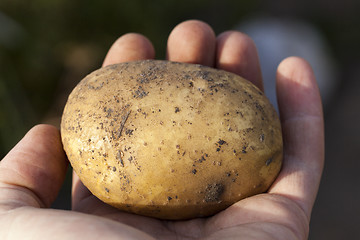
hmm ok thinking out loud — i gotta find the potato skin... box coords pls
[61,60,283,220]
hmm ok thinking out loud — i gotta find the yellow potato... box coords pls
[61,60,283,220]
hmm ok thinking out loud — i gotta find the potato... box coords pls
[61,60,283,220]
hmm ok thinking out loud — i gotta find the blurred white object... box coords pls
[237,16,338,110]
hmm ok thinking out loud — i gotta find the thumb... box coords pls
[0,124,68,209]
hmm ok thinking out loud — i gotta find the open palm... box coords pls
[0,20,324,240]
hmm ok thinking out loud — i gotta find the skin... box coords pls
[0,20,324,239]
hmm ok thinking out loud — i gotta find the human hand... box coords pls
[0,20,324,240]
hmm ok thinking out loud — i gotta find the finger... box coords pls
[269,57,324,219]
[72,171,108,213]
[72,171,91,209]
[216,31,264,91]
[166,20,216,66]
[0,124,68,209]
[102,33,155,67]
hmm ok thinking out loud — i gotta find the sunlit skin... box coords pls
[0,20,324,240]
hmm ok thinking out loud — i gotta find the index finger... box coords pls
[269,57,325,220]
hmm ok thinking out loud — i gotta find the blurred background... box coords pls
[1,0,359,238]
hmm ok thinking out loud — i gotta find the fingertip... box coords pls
[103,33,155,67]
[277,56,313,84]
[30,124,61,143]
[171,19,215,38]
[167,19,216,66]
[17,124,67,166]
[276,56,322,119]
[277,56,315,88]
